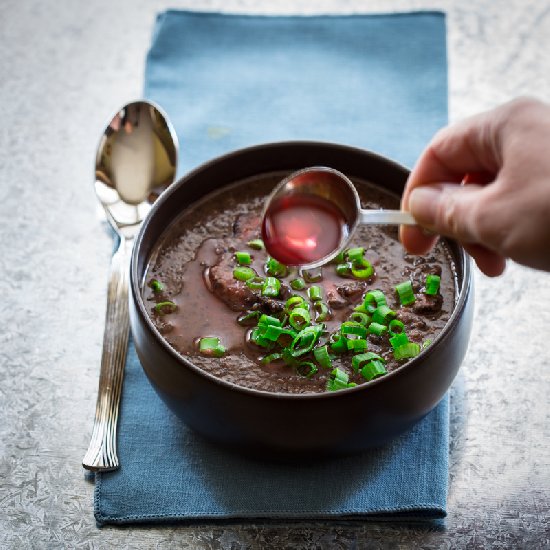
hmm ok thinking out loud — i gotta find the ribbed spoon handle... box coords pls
[82,237,131,471]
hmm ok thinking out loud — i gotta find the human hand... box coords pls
[400,97,550,276]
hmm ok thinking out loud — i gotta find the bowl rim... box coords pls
[131,140,472,401]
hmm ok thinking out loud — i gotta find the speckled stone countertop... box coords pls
[1,0,549,548]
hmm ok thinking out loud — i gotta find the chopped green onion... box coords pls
[154,301,177,314]
[262,276,281,297]
[346,338,368,353]
[262,352,283,364]
[313,345,333,368]
[335,262,352,277]
[360,360,387,381]
[349,311,370,326]
[307,285,323,302]
[368,322,387,336]
[265,257,287,277]
[245,276,265,290]
[233,266,256,281]
[235,251,252,265]
[331,251,346,264]
[275,328,298,347]
[422,339,432,350]
[285,295,306,311]
[341,321,368,339]
[289,325,323,357]
[425,274,441,295]
[326,368,357,391]
[389,332,409,350]
[345,247,365,263]
[352,352,384,372]
[258,314,282,327]
[372,304,396,325]
[289,307,311,331]
[149,279,164,293]
[296,361,318,378]
[313,301,331,322]
[329,333,348,354]
[394,342,421,360]
[351,263,374,279]
[247,238,264,250]
[395,280,415,306]
[249,328,272,348]
[237,311,260,326]
[388,319,405,336]
[362,290,387,313]
[199,336,226,357]
[301,268,323,283]
[290,277,306,290]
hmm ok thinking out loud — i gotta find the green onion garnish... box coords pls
[154,301,177,314]
[345,247,365,263]
[237,311,260,326]
[313,301,331,322]
[235,251,252,265]
[233,266,256,281]
[394,342,421,360]
[262,276,281,297]
[362,290,387,313]
[341,321,368,339]
[313,345,333,368]
[335,263,352,277]
[388,319,405,336]
[425,274,441,295]
[349,311,370,326]
[296,361,318,378]
[247,238,264,250]
[395,280,415,306]
[372,304,396,325]
[326,368,357,391]
[265,257,287,277]
[290,277,306,290]
[245,276,265,290]
[301,268,323,283]
[389,332,409,350]
[262,352,283,364]
[307,285,323,302]
[351,263,373,279]
[367,322,387,336]
[258,314,282,327]
[285,295,305,311]
[352,352,384,372]
[360,360,387,381]
[346,338,368,353]
[329,333,348,354]
[149,279,164,293]
[289,307,311,331]
[289,325,323,357]
[199,336,226,357]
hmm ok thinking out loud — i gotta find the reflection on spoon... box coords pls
[261,166,416,269]
[82,100,178,472]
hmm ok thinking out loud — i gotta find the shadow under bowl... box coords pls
[129,141,474,458]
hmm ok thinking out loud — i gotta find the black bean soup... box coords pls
[143,172,457,394]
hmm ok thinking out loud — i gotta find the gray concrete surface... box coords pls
[1,0,549,548]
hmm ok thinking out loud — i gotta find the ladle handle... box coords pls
[82,236,132,471]
[359,208,416,225]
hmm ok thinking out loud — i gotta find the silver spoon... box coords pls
[261,166,415,269]
[82,100,178,471]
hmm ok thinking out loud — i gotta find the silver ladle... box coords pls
[83,100,178,471]
[261,166,416,269]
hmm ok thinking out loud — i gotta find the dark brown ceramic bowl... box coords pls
[129,141,473,458]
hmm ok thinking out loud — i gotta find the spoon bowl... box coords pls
[83,100,178,471]
[262,166,416,269]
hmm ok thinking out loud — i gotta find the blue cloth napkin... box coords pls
[95,10,449,526]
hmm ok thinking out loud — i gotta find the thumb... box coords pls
[407,182,486,244]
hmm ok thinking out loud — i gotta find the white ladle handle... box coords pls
[359,209,416,225]
[82,236,132,471]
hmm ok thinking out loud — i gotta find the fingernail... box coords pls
[408,187,442,226]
